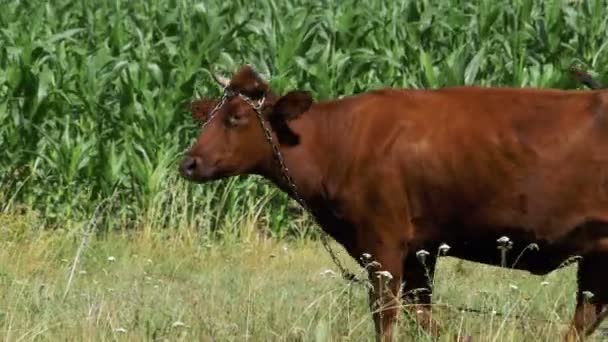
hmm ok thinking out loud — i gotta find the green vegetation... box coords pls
[2,1,608,340]
[1,0,607,233]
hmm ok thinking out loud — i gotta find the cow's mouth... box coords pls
[179,156,233,183]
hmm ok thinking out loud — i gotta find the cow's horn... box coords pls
[212,72,230,88]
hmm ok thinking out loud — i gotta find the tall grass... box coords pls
[1,0,607,234]
[0,211,587,341]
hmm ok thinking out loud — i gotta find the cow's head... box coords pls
[179,65,314,183]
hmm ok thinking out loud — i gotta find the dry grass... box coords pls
[2,211,607,341]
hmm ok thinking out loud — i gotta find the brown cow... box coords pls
[179,65,608,341]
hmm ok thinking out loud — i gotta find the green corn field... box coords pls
[1,0,607,235]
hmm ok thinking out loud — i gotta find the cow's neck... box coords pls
[258,111,356,250]
[261,116,327,205]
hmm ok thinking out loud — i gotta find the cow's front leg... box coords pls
[360,241,406,342]
[401,250,441,337]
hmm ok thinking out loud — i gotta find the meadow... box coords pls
[1,0,608,340]
[0,210,591,341]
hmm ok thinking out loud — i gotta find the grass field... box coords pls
[2,211,605,341]
[2,0,608,341]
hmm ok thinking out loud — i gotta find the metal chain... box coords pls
[198,88,231,130]
[193,87,363,285]
[239,94,365,285]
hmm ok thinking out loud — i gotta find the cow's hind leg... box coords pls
[401,251,442,338]
[564,252,608,341]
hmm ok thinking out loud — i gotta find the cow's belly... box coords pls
[427,218,608,275]
[442,236,577,275]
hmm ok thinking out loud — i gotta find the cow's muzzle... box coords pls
[179,155,224,182]
[179,156,198,178]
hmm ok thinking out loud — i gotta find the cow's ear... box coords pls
[271,90,313,121]
[267,91,313,146]
[190,99,218,122]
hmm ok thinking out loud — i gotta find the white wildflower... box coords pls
[416,249,430,264]
[509,284,519,290]
[416,249,430,257]
[497,236,513,253]
[497,236,511,245]
[319,269,337,278]
[172,321,186,328]
[541,281,550,286]
[583,291,594,299]
[115,327,127,333]
[368,261,382,268]
[107,256,116,262]
[361,253,372,259]
[497,236,510,243]
[438,243,451,254]
[375,270,393,280]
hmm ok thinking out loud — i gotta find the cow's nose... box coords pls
[180,156,199,177]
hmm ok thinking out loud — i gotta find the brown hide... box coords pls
[180,67,608,341]
[279,88,608,265]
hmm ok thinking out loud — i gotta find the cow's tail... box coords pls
[570,66,603,90]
